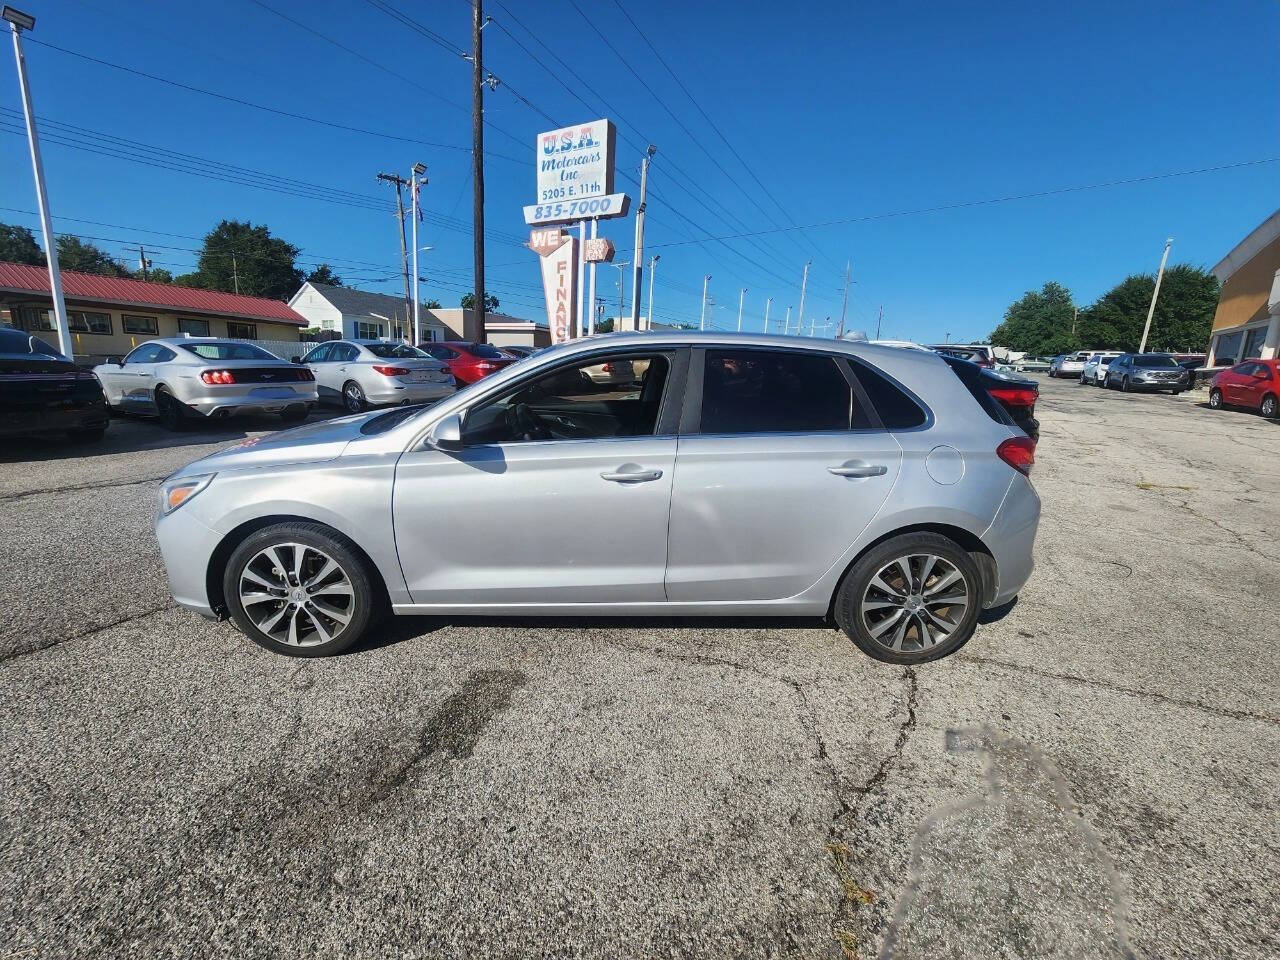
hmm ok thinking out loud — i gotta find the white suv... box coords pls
[1081,352,1122,386]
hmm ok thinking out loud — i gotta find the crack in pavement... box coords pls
[955,653,1280,726]
[0,602,175,664]
[0,473,170,504]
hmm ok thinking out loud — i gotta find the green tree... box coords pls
[145,267,174,284]
[55,235,131,277]
[0,223,44,265]
[423,298,442,309]
[988,281,1078,356]
[189,220,304,300]
[1076,265,1219,353]
[306,263,343,287]
[460,291,500,311]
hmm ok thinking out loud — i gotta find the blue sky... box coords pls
[2,0,1277,342]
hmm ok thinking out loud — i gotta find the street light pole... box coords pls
[5,6,70,358]
[700,274,711,330]
[410,162,426,343]
[737,287,747,331]
[796,261,811,338]
[645,254,659,330]
[1139,237,1174,354]
[784,306,792,334]
[763,297,772,333]
[629,145,656,330]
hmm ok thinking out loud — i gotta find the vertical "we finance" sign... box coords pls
[531,228,578,344]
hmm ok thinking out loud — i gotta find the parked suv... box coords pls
[156,333,1040,665]
[1105,353,1187,393]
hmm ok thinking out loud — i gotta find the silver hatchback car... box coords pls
[156,333,1040,664]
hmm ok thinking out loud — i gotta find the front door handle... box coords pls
[829,463,887,478]
[600,467,664,483]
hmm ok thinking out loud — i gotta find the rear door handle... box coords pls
[829,463,887,478]
[600,468,664,483]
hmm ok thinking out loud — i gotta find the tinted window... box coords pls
[303,343,332,363]
[852,359,928,429]
[700,350,868,434]
[462,353,670,444]
[468,343,507,359]
[424,345,456,360]
[180,342,278,361]
[0,327,59,355]
[124,344,162,364]
[332,344,360,362]
[366,343,427,359]
[154,347,177,362]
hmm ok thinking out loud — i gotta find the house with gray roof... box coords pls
[288,282,453,343]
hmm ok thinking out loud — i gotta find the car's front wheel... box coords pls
[833,533,982,664]
[1209,388,1223,410]
[1262,393,1279,419]
[223,523,380,657]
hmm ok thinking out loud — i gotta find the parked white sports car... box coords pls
[94,337,317,430]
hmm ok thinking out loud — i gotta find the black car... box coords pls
[941,354,1039,440]
[0,327,109,442]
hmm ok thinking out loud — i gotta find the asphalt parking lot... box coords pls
[2,381,1278,960]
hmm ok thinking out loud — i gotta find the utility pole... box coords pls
[797,261,811,338]
[611,261,629,328]
[645,254,659,330]
[784,305,792,335]
[630,145,656,330]
[231,253,240,295]
[471,0,487,342]
[737,287,747,331]
[1071,306,1078,339]
[700,274,712,330]
[809,316,816,337]
[138,245,150,282]
[763,297,772,333]
[410,162,427,343]
[377,171,413,324]
[837,260,851,339]
[6,5,70,357]
[1140,237,1174,354]
[876,305,883,339]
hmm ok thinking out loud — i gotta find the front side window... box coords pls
[226,321,258,340]
[700,349,869,434]
[178,318,210,337]
[124,344,162,364]
[461,353,670,444]
[355,321,383,339]
[302,343,333,363]
[69,311,112,335]
[122,314,158,335]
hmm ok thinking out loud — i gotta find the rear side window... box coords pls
[940,355,1016,428]
[850,360,928,429]
[469,343,506,359]
[700,349,871,434]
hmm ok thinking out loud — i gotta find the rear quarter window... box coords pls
[849,359,928,429]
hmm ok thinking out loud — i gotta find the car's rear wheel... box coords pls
[156,388,188,431]
[1262,393,1279,419]
[223,523,379,657]
[343,380,367,413]
[1209,388,1223,410]
[834,533,982,664]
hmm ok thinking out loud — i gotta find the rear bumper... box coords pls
[983,473,1040,607]
[182,385,318,418]
[155,502,222,618]
[0,401,108,438]
[364,382,455,405]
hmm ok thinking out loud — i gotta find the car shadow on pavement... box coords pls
[978,596,1019,624]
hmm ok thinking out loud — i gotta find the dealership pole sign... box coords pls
[523,120,630,226]
[530,228,578,344]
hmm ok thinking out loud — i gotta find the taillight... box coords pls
[987,386,1038,408]
[372,365,410,376]
[997,436,1036,475]
[200,370,236,385]
[296,368,314,381]
[475,361,495,370]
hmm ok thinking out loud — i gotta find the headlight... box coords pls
[160,473,215,514]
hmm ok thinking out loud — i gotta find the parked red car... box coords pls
[417,341,516,385]
[1210,359,1280,419]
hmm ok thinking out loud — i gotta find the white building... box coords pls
[288,282,451,342]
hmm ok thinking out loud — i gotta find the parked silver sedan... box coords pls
[301,339,455,413]
[94,337,317,430]
[156,332,1040,664]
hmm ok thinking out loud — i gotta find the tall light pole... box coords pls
[784,306,792,334]
[645,254,659,330]
[610,261,629,328]
[470,0,487,343]
[700,274,712,330]
[410,162,427,343]
[1138,237,1174,354]
[737,287,747,331]
[796,261,811,338]
[5,6,70,358]
[763,297,772,333]
[630,145,656,330]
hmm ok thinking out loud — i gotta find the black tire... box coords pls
[280,404,309,423]
[1262,393,1279,419]
[343,380,367,414]
[833,532,983,665]
[1209,388,1223,410]
[223,522,381,657]
[1121,376,1131,393]
[156,388,188,431]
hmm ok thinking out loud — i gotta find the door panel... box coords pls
[665,432,902,601]
[394,438,676,604]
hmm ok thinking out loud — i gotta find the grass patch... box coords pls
[827,842,877,958]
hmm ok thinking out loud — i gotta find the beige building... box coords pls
[0,261,305,364]
[1206,210,1280,365]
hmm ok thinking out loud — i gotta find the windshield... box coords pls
[468,343,507,359]
[1134,355,1178,368]
[181,342,279,361]
[365,343,428,359]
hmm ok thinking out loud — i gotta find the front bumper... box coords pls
[155,500,223,618]
[1128,377,1183,391]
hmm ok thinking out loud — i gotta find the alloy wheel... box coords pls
[344,382,366,413]
[1209,389,1222,409]
[1263,395,1278,419]
[238,543,355,647]
[860,553,970,654]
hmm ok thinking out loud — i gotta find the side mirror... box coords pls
[428,412,464,451]
[117,359,126,367]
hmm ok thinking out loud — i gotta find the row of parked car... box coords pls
[0,330,544,442]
